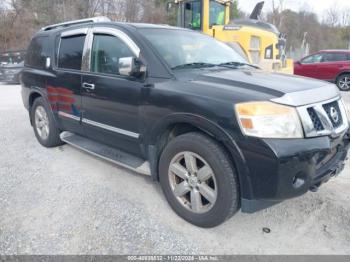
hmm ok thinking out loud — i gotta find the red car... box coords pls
[294,50,350,91]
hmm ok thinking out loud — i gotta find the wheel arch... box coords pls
[336,71,350,82]
[29,91,43,109]
[28,88,59,127]
[146,113,253,200]
[28,90,44,125]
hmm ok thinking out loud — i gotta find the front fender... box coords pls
[146,113,254,201]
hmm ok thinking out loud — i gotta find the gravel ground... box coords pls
[0,83,350,255]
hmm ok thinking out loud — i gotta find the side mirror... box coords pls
[119,57,146,78]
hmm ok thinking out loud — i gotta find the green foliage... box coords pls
[267,8,350,56]
[1,0,349,55]
[230,0,240,20]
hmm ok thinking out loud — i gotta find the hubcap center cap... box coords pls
[188,176,198,187]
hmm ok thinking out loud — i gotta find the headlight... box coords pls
[235,101,303,138]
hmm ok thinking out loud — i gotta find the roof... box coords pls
[319,49,350,53]
[125,23,177,29]
[37,19,185,36]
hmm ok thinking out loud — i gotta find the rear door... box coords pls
[317,52,348,81]
[49,28,88,135]
[80,27,143,156]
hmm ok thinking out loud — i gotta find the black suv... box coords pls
[22,17,350,227]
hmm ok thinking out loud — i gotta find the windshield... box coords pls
[139,29,246,69]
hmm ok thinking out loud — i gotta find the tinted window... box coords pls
[210,0,225,26]
[301,54,323,64]
[184,0,201,30]
[26,36,48,68]
[91,34,134,75]
[58,35,86,70]
[323,53,348,62]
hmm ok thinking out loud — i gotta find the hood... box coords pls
[174,68,340,107]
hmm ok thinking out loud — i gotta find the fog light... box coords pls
[292,174,305,189]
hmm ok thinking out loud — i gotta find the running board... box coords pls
[60,132,151,176]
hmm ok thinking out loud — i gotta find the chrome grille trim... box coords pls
[297,97,348,138]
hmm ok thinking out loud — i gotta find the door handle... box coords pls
[82,82,95,90]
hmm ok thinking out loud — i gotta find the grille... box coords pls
[299,98,348,138]
[307,107,324,131]
[323,101,343,128]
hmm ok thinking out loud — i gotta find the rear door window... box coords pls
[323,53,348,62]
[58,35,86,70]
[26,36,49,68]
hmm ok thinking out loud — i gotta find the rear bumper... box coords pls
[237,129,350,213]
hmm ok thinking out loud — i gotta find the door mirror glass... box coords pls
[119,57,146,77]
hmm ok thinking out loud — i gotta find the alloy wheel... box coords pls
[168,151,217,214]
[338,76,350,91]
[34,106,50,140]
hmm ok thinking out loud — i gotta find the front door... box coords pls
[295,53,323,79]
[81,27,143,156]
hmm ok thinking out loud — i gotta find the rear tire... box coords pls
[31,97,63,148]
[336,74,350,91]
[159,132,239,228]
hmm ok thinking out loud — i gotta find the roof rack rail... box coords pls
[41,16,111,31]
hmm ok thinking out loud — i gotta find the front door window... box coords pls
[301,54,323,64]
[91,34,135,75]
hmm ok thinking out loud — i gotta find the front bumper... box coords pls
[2,73,19,83]
[238,129,350,213]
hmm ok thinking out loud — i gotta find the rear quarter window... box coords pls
[327,53,348,62]
[25,36,49,68]
[58,35,86,70]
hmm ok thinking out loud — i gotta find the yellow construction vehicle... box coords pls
[169,0,294,74]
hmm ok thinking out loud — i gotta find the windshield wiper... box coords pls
[171,62,216,70]
[217,61,260,69]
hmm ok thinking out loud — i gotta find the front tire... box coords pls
[31,97,63,148]
[336,74,350,91]
[159,132,239,228]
